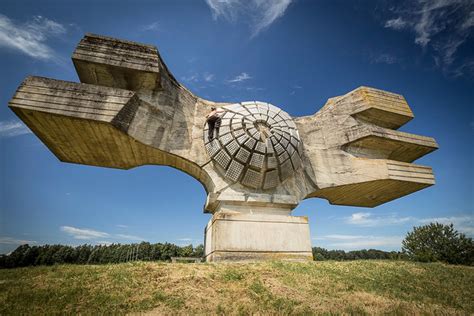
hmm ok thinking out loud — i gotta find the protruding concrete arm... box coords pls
[296,86,439,207]
[9,76,214,192]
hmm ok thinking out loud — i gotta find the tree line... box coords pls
[1,242,403,268]
[312,247,407,261]
[0,242,204,268]
[1,223,472,268]
[313,223,473,265]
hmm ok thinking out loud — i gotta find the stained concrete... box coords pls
[8,33,438,262]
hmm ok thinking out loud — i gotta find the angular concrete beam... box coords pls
[308,159,434,207]
[73,33,162,91]
[347,86,414,129]
[342,125,438,162]
[8,76,213,190]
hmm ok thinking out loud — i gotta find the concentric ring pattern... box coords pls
[204,101,302,189]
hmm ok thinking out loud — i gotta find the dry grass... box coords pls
[0,260,473,315]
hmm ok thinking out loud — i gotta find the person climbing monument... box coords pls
[206,107,224,141]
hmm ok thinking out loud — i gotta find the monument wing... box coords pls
[297,86,438,207]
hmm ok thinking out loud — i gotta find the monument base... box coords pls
[204,208,313,262]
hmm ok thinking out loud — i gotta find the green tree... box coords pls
[76,245,92,264]
[179,244,193,257]
[402,222,474,265]
[8,244,30,267]
[193,244,204,257]
[138,242,152,261]
[312,247,328,260]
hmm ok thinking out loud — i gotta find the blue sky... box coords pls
[0,0,473,254]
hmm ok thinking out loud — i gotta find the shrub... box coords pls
[402,222,474,265]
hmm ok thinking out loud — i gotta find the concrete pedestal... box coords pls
[204,206,313,262]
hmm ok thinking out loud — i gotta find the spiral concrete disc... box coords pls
[204,101,302,190]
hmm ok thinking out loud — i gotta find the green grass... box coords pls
[0,260,472,315]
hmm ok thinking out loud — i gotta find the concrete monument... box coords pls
[8,34,438,261]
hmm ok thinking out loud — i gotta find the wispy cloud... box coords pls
[344,212,473,236]
[289,85,302,95]
[345,212,412,227]
[96,240,112,246]
[383,0,473,76]
[116,224,128,228]
[0,237,37,245]
[314,234,404,250]
[60,225,146,242]
[141,21,160,32]
[205,0,293,37]
[418,215,474,235]
[175,237,202,246]
[177,238,193,241]
[228,72,252,82]
[0,14,66,60]
[181,72,215,84]
[371,53,398,64]
[116,234,144,241]
[181,73,199,83]
[0,120,32,138]
[60,226,110,240]
[203,72,215,82]
[245,87,264,91]
[385,17,408,30]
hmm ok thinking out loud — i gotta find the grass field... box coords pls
[0,260,473,315]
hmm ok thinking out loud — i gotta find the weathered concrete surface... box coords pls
[204,102,303,190]
[8,33,438,262]
[205,212,313,262]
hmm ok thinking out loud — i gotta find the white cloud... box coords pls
[289,85,302,95]
[315,234,404,250]
[0,120,32,138]
[203,72,215,82]
[385,17,408,30]
[61,225,148,242]
[228,72,252,82]
[344,212,474,236]
[245,86,264,91]
[60,226,109,240]
[205,0,293,37]
[181,74,199,83]
[116,224,128,228]
[181,72,215,84]
[418,215,474,235]
[461,11,474,29]
[345,212,412,227]
[0,237,37,245]
[116,234,144,241]
[321,234,366,240]
[346,212,371,224]
[383,0,473,75]
[177,238,193,241]
[372,53,398,64]
[96,240,112,246]
[175,237,201,246]
[141,21,159,32]
[0,14,66,60]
